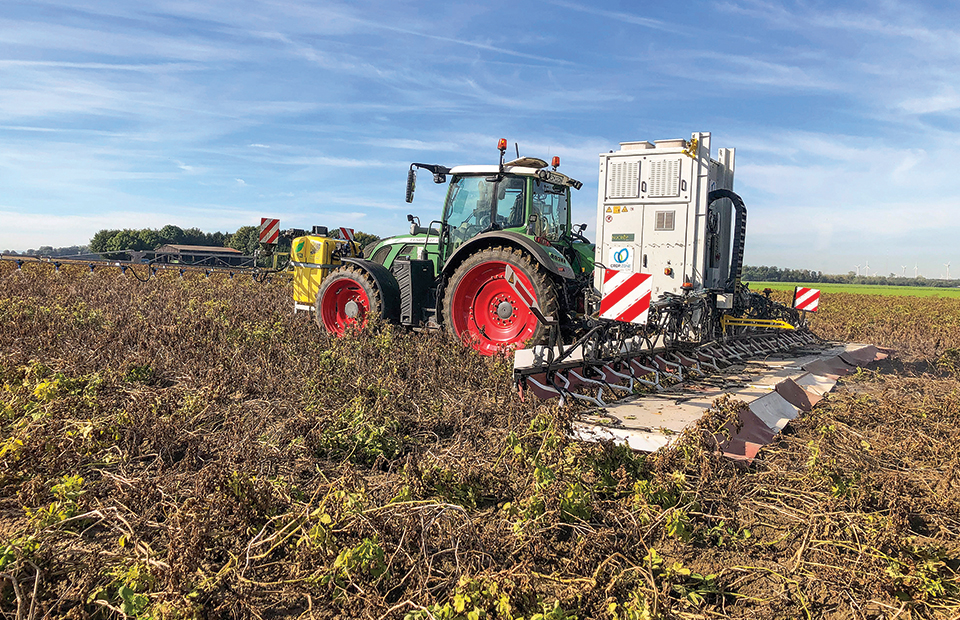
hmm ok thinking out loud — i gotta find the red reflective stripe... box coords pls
[599,275,637,314]
[794,287,820,311]
[259,218,280,244]
[600,272,648,312]
[615,290,651,323]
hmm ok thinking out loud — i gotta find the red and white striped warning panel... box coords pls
[599,269,652,324]
[339,227,355,242]
[793,287,821,312]
[259,218,280,245]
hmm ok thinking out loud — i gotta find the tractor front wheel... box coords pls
[442,247,558,356]
[315,265,382,335]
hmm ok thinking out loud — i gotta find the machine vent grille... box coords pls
[649,159,681,197]
[655,210,675,231]
[607,160,639,199]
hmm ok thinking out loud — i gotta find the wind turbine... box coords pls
[864,261,870,277]
[855,264,861,277]
[946,263,952,279]
[915,263,919,278]
[901,265,906,277]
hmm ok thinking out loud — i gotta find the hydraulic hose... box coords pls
[707,189,746,293]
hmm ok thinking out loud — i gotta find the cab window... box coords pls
[497,176,527,229]
[444,176,494,249]
[530,179,568,240]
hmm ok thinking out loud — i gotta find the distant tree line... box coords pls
[86,225,380,258]
[1,245,90,257]
[743,265,960,288]
[89,226,232,256]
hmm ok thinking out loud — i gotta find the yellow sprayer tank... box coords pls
[290,234,359,312]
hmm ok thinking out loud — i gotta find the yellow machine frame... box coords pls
[290,234,360,312]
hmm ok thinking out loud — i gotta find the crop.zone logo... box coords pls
[610,245,633,270]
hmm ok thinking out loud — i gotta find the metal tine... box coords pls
[568,366,616,395]
[559,370,609,407]
[753,337,772,356]
[752,338,771,355]
[598,364,635,395]
[670,351,704,376]
[694,349,721,372]
[628,357,663,391]
[525,373,563,401]
[700,346,730,367]
[652,354,683,381]
[707,343,741,364]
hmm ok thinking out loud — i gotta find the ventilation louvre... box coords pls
[607,160,640,199]
[655,211,675,231]
[648,159,681,197]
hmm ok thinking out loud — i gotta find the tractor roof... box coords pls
[448,165,582,189]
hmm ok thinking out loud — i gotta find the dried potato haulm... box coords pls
[1,262,958,619]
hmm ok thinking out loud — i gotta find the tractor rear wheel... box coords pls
[315,265,383,335]
[442,246,558,356]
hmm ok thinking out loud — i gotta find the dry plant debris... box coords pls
[0,262,958,619]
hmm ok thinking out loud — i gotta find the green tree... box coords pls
[227,226,260,255]
[90,229,120,254]
[353,231,380,249]
[137,229,161,250]
[181,227,207,245]
[104,230,140,259]
[159,225,185,245]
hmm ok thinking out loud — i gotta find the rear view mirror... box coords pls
[405,167,417,203]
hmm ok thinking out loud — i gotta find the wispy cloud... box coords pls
[1,0,958,275]
[543,0,685,34]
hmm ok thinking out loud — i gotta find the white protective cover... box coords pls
[594,133,736,307]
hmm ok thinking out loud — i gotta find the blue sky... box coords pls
[1,0,958,277]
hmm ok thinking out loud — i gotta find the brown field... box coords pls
[1,262,959,619]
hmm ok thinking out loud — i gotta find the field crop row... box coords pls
[1,262,958,619]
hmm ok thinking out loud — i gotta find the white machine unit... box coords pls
[594,132,736,300]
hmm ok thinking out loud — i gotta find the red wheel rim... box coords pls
[450,260,538,355]
[320,279,370,335]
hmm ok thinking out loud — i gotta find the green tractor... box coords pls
[315,139,595,354]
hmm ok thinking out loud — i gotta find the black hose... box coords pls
[707,189,746,293]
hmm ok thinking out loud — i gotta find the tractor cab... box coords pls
[367,141,589,282]
[440,168,571,258]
